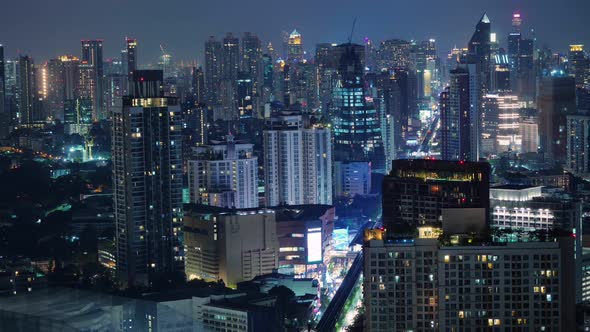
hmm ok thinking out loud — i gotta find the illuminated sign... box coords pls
[307,229,322,263]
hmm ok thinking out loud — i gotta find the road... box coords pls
[315,251,363,332]
[316,219,378,331]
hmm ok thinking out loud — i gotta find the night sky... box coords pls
[0,0,588,64]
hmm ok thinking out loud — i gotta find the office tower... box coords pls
[58,55,80,101]
[81,40,104,120]
[566,114,590,175]
[4,59,18,126]
[382,159,490,236]
[517,38,535,102]
[221,33,239,82]
[204,36,222,105]
[17,55,38,125]
[184,206,279,288]
[262,53,273,96]
[538,76,576,165]
[332,43,384,170]
[287,29,303,63]
[377,39,411,70]
[236,71,253,118]
[44,58,66,121]
[363,231,575,331]
[492,54,511,92]
[286,62,318,112]
[188,135,258,209]
[125,38,137,79]
[520,110,539,153]
[0,44,7,137]
[440,65,479,161]
[218,33,239,119]
[467,13,492,91]
[483,94,521,153]
[569,45,588,88]
[263,112,332,206]
[241,32,263,95]
[112,70,183,287]
[274,205,335,276]
[191,66,205,103]
[334,161,371,197]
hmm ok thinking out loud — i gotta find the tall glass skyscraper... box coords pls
[331,43,384,171]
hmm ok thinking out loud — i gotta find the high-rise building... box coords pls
[17,55,39,125]
[483,94,521,153]
[440,65,479,161]
[467,13,492,92]
[377,39,411,70]
[188,135,258,209]
[112,70,183,287]
[332,43,384,170]
[568,44,589,88]
[287,30,303,63]
[204,37,222,105]
[489,184,584,302]
[285,62,318,112]
[537,76,577,165]
[236,71,253,118]
[125,38,137,79]
[263,112,332,206]
[81,40,104,120]
[363,232,576,331]
[241,32,263,95]
[0,44,8,137]
[191,66,205,104]
[382,159,490,236]
[566,114,590,175]
[184,206,279,288]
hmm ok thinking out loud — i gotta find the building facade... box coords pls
[112,70,183,287]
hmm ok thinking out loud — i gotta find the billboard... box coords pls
[307,228,322,263]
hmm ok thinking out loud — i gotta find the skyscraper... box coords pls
[204,36,222,105]
[331,43,384,170]
[568,44,589,88]
[287,30,303,63]
[241,32,263,95]
[81,40,104,120]
[17,55,38,125]
[566,114,590,175]
[538,76,577,165]
[112,70,183,287]
[0,44,7,137]
[467,13,492,92]
[263,112,332,206]
[440,65,479,161]
[126,38,137,79]
[220,33,239,120]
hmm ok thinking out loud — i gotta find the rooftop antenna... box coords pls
[348,18,357,44]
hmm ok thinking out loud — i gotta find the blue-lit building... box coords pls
[331,43,384,171]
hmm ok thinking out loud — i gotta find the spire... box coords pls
[481,13,490,24]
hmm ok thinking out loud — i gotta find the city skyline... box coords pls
[1,0,589,63]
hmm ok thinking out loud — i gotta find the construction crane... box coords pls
[348,18,357,44]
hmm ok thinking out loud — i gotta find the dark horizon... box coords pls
[0,0,588,65]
